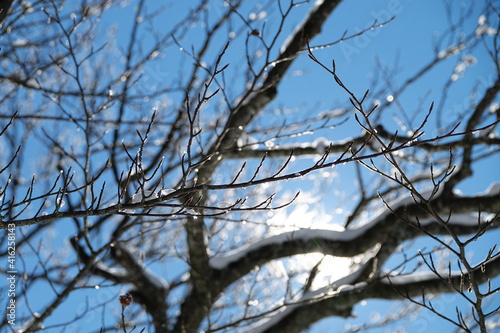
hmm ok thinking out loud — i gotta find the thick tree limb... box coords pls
[443,79,500,195]
[213,192,500,291]
[258,254,500,333]
[226,132,500,159]
[111,244,169,333]
[174,2,344,332]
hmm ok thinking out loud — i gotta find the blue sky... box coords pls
[1,0,499,332]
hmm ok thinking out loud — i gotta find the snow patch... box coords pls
[383,271,451,285]
[209,227,366,270]
[243,260,368,333]
[17,313,43,332]
[313,137,329,153]
[419,213,497,227]
[280,0,324,54]
[237,132,260,150]
[210,190,430,270]
[117,246,169,291]
[485,182,500,196]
